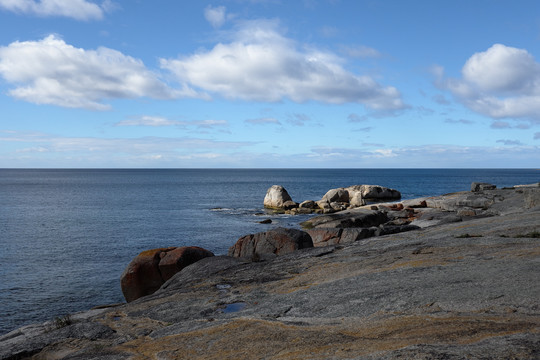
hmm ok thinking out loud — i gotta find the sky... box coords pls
[0,0,539,168]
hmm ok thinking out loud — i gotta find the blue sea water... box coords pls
[0,168,538,335]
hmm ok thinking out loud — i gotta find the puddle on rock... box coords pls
[221,302,246,313]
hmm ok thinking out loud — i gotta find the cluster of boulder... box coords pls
[263,184,401,214]
[120,181,540,302]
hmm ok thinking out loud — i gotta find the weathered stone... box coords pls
[303,209,389,229]
[158,246,214,282]
[307,228,343,247]
[281,200,298,210]
[321,188,349,203]
[299,200,316,209]
[348,191,365,207]
[375,224,421,236]
[121,246,214,302]
[228,228,313,258]
[360,185,401,200]
[316,200,332,210]
[263,185,293,209]
[457,208,477,217]
[329,202,348,211]
[339,228,375,243]
[120,247,174,303]
[523,188,540,209]
[471,182,497,192]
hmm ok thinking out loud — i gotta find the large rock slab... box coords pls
[228,227,313,258]
[302,209,389,229]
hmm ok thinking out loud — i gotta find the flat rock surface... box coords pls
[1,188,539,359]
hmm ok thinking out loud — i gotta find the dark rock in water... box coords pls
[471,182,496,192]
[228,227,313,258]
[120,246,214,302]
[258,219,272,224]
[282,200,298,210]
[299,200,316,209]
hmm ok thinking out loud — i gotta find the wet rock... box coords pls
[228,227,313,258]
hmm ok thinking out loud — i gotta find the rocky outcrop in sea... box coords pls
[1,182,539,359]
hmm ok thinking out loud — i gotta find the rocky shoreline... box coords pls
[1,182,539,359]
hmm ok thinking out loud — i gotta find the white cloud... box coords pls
[0,35,181,110]
[160,20,406,110]
[245,117,281,125]
[0,0,110,20]
[341,45,382,59]
[0,131,252,154]
[116,116,228,128]
[439,44,540,122]
[204,5,227,28]
[117,116,179,127]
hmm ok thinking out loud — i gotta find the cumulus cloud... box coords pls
[204,5,227,28]
[439,44,540,122]
[0,35,181,110]
[0,0,111,20]
[160,20,406,110]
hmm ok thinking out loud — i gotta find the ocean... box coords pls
[1,168,538,335]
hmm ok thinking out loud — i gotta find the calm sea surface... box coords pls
[1,168,538,334]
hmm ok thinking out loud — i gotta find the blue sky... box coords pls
[0,0,539,168]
